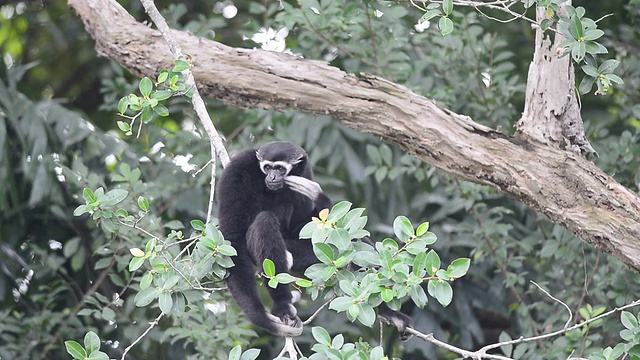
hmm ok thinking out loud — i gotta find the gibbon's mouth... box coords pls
[266,181,284,191]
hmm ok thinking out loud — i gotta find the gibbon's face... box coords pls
[256,142,306,192]
[260,160,292,191]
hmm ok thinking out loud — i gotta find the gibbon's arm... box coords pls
[285,175,323,200]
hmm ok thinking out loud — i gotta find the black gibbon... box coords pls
[217,141,412,338]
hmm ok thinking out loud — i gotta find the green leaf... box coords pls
[356,303,376,326]
[416,222,429,236]
[64,340,86,359]
[447,258,470,279]
[329,228,351,251]
[159,292,173,314]
[83,188,97,203]
[141,105,154,123]
[154,104,169,117]
[275,273,296,284]
[328,201,352,223]
[140,272,153,289]
[63,237,81,258]
[382,238,399,251]
[582,64,599,77]
[296,279,313,287]
[138,196,149,212]
[410,285,428,308]
[421,9,441,23]
[139,77,153,97]
[229,345,242,360]
[128,257,145,272]
[299,221,316,239]
[579,76,596,94]
[173,59,190,72]
[621,311,638,329]
[366,144,381,165]
[311,326,331,345]
[393,216,414,242]
[218,244,237,256]
[599,59,620,73]
[439,17,454,36]
[413,251,427,276]
[540,18,551,31]
[606,74,623,85]
[348,303,360,320]
[570,14,583,39]
[88,351,109,360]
[380,144,392,166]
[190,219,206,231]
[73,204,92,216]
[381,288,394,302]
[583,29,604,41]
[100,189,128,206]
[430,280,453,307]
[134,287,159,307]
[157,71,169,83]
[163,275,180,289]
[313,243,335,264]
[263,259,276,277]
[117,97,129,114]
[442,0,453,15]
[330,296,354,312]
[145,238,156,253]
[240,348,261,360]
[419,232,438,246]
[101,307,116,321]
[151,90,172,101]
[116,121,131,132]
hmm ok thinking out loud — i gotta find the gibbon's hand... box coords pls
[285,175,323,200]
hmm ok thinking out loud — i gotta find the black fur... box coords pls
[218,141,412,338]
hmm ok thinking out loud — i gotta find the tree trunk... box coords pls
[68,0,640,272]
[516,2,596,155]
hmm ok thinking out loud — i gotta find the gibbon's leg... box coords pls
[246,211,301,328]
[286,237,319,272]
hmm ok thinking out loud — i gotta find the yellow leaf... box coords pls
[319,208,329,222]
[130,248,145,257]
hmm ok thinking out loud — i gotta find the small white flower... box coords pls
[415,20,430,33]
[173,154,197,173]
[251,27,291,53]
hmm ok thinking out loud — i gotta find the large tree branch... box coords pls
[68,0,640,271]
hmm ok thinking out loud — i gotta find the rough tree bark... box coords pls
[516,2,596,155]
[68,0,640,272]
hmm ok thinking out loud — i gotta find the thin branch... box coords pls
[302,296,335,325]
[404,327,513,360]
[120,312,164,360]
[478,298,640,354]
[530,280,572,330]
[276,337,302,360]
[138,0,229,225]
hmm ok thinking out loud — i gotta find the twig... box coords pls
[139,0,229,225]
[276,337,302,360]
[478,298,640,354]
[120,312,164,360]
[302,296,335,325]
[404,327,513,360]
[530,280,572,329]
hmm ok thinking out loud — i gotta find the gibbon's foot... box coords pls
[379,309,414,341]
[266,313,303,337]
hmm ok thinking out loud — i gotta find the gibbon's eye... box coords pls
[264,164,272,171]
[274,165,286,175]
